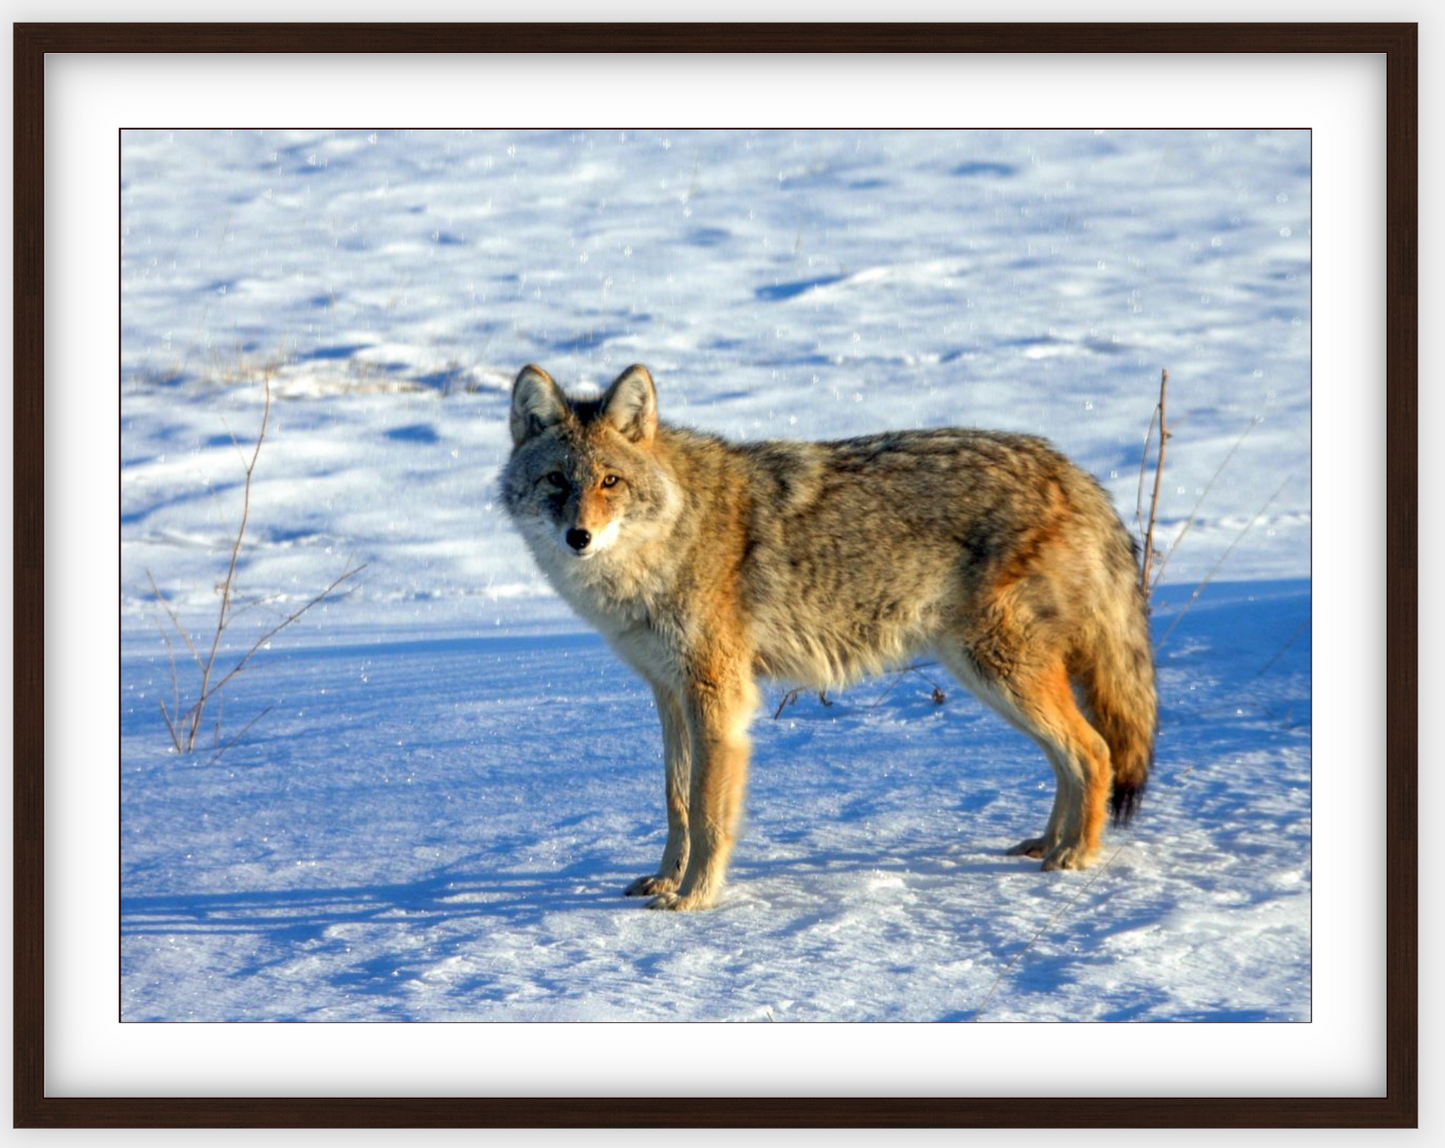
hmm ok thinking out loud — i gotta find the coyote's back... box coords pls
[501,364,1156,910]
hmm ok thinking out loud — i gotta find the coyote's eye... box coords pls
[601,474,620,489]
[544,471,568,490]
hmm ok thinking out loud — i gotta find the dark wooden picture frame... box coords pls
[13,22,1417,1128]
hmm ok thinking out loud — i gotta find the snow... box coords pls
[120,129,1310,1021]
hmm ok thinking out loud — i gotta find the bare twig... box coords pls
[208,705,275,765]
[772,687,833,720]
[870,661,946,708]
[1149,414,1261,592]
[1155,469,1298,651]
[157,698,181,754]
[1134,405,1158,538]
[186,373,272,751]
[190,562,366,708]
[1257,616,1311,679]
[1138,369,1168,595]
[151,614,184,753]
[145,371,362,754]
[773,688,802,720]
[146,568,203,673]
[221,592,290,627]
[218,414,250,470]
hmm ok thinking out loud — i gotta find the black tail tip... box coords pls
[1110,780,1146,825]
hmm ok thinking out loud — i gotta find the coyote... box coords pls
[502,364,1156,911]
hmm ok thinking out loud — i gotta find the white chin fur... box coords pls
[560,518,621,559]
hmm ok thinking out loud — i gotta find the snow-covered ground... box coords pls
[120,129,1310,1021]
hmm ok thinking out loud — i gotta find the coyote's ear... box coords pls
[599,364,657,444]
[510,365,568,445]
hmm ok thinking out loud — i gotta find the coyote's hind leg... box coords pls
[1006,660,1111,870]
[938,644,1110,870]
[1004,756,1069,858]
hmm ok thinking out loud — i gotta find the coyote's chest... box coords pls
[528,545,688,683]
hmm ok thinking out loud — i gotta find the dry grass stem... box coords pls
[148,372,364,754]
[1138,369,1169,595]
[1155,469,1297,651]
[772,688,833,720]
[1134,406,1159,539]
[1149,413,1261,592]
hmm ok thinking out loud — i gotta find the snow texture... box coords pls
[121,129,1310,1021]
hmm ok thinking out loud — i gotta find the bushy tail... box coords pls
[1079,575,1157,824]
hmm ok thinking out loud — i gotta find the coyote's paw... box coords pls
[1007,836,1052,859]
[624,874,679,897]
[1041,843,1096,871]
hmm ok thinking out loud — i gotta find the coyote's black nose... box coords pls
[566,528,592,552]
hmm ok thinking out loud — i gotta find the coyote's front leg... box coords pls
[647,665,758,912]
[624,684,691,897]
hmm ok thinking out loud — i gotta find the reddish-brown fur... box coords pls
[503,364,1157,908]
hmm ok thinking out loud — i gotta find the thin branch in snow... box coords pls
[145,372,363,753]
[187,372,272,751]
[1150,413,1261,593]
[1155,469,1298,651]
[1134,404,1158,539]
[1257,616,1311,678]
[207,705,275,765]
[146,568,203,674]
[869,661,947,709]
[193,562,366,708]
[772,688,833,720]
[1139,369,1169,597]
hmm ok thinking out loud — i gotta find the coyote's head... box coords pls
[501,364,680,564]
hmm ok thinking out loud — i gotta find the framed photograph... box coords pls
[15,21,1416,1128]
